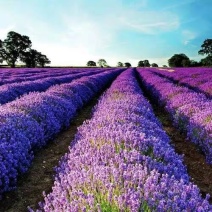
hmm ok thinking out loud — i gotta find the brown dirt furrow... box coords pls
[0,96,99,212]
[136,71,212,203]
[153,106,212,202]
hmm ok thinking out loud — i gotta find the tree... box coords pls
[163,65,168,68]
[190,60,200,67]
[87,61,96,66]
[36,53,51,67]
[151,63,158,67]
[0,31,32,67]
[198,39,212,56]
[198,39,212,67]
[138,60,150,67]
[182,59,191,67]
[117,62,123,67]
[0,39,3,64]
[20,49,39,67]
[138,60,144,67]
[20,49,50,67]
[124,62,131,67]
[97,59,107,67]
[200,55,212,66]
[168,54,190,67]
[143,60,150,67]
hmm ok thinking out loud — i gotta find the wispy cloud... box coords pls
[117,7,180,34]
[182,30,197,45]
[62,16,114,52]
[0,0,210,66]
[162,0,196,11]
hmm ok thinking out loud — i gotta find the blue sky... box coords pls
[0,0,211,66]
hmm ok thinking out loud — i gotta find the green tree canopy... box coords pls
[0,39,3,63]
[0,31,32,67]
[198,39,212,56]
[151,63,158,67]
[138,60,150,67]
[168,53,190,67]
[182,59,191,67]
[87,60,96,66]
[20,49,50,67]
[190,60,200,67]
[117,62,123,67]
[124,62,131,68]
[138,61,144,67]
[143,60,150,67]
[20,49,39,67]
[200,55,212,66]
[198,39,212,67]
[97,59,107,67]
[36,53,51,67]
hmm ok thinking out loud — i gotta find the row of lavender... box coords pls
[151,67,212,98]
[0,68,104,86]
[137,68,212,164]
[36,68,211,211]
[0,68,123,198]
[0,68,70,85]
[0,68,47,77]
[0,69,105,105]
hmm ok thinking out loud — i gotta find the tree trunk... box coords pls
[11,62,15,68]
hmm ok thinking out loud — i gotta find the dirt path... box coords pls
[0,96,100,212]
[136,70,212,203]
[1,71,212,211]
[152,104,212,202]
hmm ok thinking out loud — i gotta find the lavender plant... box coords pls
[0,69,106,104]
[0,68,123,197]
[150,67,212,98]
[36,69,211,211]
[137,68,212,164]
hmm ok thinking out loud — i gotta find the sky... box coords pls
[0,0,211,67]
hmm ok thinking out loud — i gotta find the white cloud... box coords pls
[48,1,181,66]
[119,11,179,34]
[182,30,197,45]
[62,17,113,52]
[0,0,182,66]
[162,0,196,10]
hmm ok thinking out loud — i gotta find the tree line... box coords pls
[87,59,135,68]
[168,39,212,67]
[87,39,212,68]
[87,59,158,68]
[0,31,51,68]
[1,30,210,68]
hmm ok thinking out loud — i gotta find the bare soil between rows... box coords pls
[136,72,212,203]
[152,103,212,203]
[1,72,212,211]
[0,96,99,212]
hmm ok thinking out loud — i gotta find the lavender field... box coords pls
[138,67,212,164]
[0,67,123,196]
[0,67,212,211]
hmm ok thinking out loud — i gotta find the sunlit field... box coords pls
[0,67,211,211]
